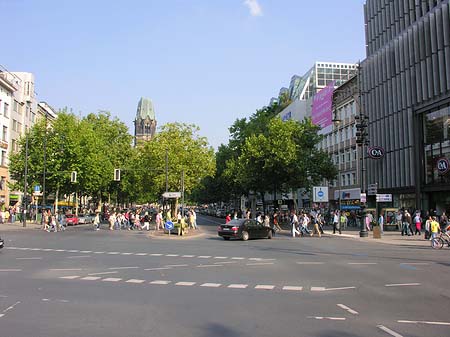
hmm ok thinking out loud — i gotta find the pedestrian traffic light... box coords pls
[114,169,120,181]
[71,171,77,183]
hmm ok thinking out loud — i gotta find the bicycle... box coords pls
[431,231,450,249]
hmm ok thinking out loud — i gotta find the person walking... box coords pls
[413,211,422,235]
[108,212,116,230]
[291,210,300,237]
[93,211,101,230]
[155,210,162,230]
[378,211,384,234]
[192,208,198,229]
[273,211,282,232]
[225,213,231,224]
[141,212,150,231]
[425,215,432,240]
[333,210,341,234]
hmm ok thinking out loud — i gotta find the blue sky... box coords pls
[2,0,366,149]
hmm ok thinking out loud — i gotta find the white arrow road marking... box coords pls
[337,304,359,315]
[385,283,421,287]
[377,325,404,337]
[398,320,450,326]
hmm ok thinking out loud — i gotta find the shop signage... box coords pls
[376,194,392,202]
[437,157,450,175]
[367,146,385,159]
[340,199,361,210]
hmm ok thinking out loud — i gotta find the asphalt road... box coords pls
[1,214,449,337]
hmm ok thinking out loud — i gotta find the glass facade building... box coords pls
[362,0,450,213]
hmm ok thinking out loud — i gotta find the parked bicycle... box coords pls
[431,231,450,249]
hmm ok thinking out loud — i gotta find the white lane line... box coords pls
[181,255,195,258]
[135,253,148,256]
[0,269,22,272]
[246,262,274,266]
[108,266,139,270]
[42,299,50,301]
[150,253,163,256]
[214,256,228,259]
[49,268,83,271]
[107,252,120,255]
[66,255,91,259]
[121,253,133,255]
[228,284,248,289]
[248,258,263,261]
[255,285,275,290]
[67,250,79,253]
[311,286,356,292]
[348,262,378,265]
[42,249,53,251]
[88,271,118,276]
[398,320,450,326]
[231,257,245,260]
[198,256,211,258]
[150,280,171,285]
[80,276,101,281]
[296,262,324,265]
[377,325,404,337]
[1,301,21,317]
[126,279,146,284]
[144,267,171,271]
[385,283,421,287]
[16,257,42,260]
[94,251,105,254]
[30,248,42,251]
[102,278,122,282]
[166,254,179,257]
[337,304,359,315]
[55,249,65,252]
[400,262,430,265]
[59,275,80,279]
[282,286,303,291]
[164,264,189,268]
[200,283,222,288]
[214,261,237,264]
[175,282,196,286]
[196,264,222,268]
[80,251,92,253]
[308,316,346,321]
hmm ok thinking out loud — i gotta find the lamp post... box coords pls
[332,117,342,215]
[355,63,369,238]
[23,133,29,227]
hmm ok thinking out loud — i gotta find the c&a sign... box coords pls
[436,157,450,175]
[367,146,385,159]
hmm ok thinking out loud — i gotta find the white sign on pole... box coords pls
[313,186,329,202]
[162,192,181,198]
[360,193,367,203]
[376,194,392,202]
[368,183,378,195]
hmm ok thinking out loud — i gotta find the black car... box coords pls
[218,219,274,241]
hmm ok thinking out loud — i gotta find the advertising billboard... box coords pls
[311,81,335,135]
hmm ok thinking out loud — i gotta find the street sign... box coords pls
[165,221,174,230]
[368,183,378,195]
[437,158,450,175]
[162,192,181,199]
[313,186,329,202]
[376,194,392,202]
[34,185,41,192]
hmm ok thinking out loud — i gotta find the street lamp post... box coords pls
[332,118,342,216]
[23,134,29,227]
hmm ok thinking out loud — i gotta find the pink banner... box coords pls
[311,81,335,131]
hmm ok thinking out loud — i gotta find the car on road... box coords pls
[78,213,95,224]
[218,219,274,241]
[65,214,79,226]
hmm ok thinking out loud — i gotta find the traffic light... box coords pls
[71,171,77,183]
[114,169,120,181]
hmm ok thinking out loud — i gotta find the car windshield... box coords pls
[225,219,244,225]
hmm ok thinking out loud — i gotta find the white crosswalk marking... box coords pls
[166,254,179,257]
[228,284,248,289]
[59,275,80,279]
[150,280,171,285]
[255,285,275,290]
[121,253,133,255]
[175,282,196,286]
[282,286,303,291]
[80,276,101,281]
[181,255,195,258]
[198,256,211,258]
[94,252,105,254]
[80,251,92,253]
[107,252,120,255]
[214,256,228,259]
[135,253,148,256]
[150,254,163,256]
[102,278,122,282]
[126,279,146,284]
[200,283,222,288]
[231,257,245,260]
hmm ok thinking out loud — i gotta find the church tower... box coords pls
[134,97,157,146]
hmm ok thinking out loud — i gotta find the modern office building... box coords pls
[288,62,358,101]
[134,97,157,147]
[362,0,450,213]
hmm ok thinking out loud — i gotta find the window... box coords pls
[346,150,351,162]
[1,151,6,166]
[12,119,17,132]
[3,102,8,117]
[11,139,16,153]
[0,176,5,190]
[353,148,357,161]
[352,173,356,185]
[13,100,19,112]
[2,126,7,142]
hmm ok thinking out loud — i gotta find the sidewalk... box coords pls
[323,227,432,247]
[0,221,42,231]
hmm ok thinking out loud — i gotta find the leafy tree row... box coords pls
[8,111,215,209]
